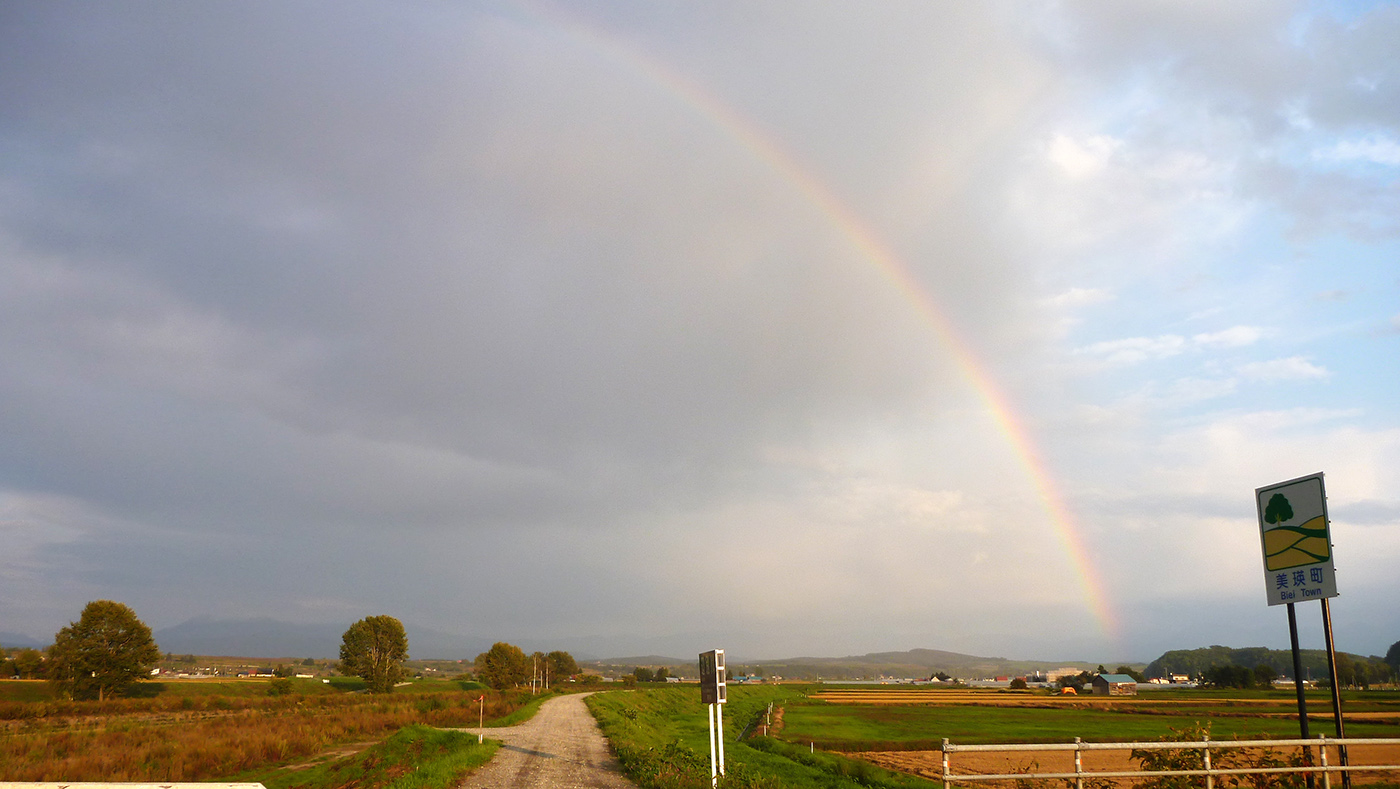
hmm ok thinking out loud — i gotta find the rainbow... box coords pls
[509,3,1119,643]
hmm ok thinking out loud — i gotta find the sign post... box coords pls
[1256,472,1346,789]
[699,649,726,787]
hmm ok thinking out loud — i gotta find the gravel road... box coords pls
[453,692,637,789]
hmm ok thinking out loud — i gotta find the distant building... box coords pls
[1091,673,1138,696]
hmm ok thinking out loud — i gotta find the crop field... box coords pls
[0,677,544,784]
[787,686,1400,788]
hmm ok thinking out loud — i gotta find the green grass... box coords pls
[483,690,558,727]
[781,702,1400,751]
[588,685,942,789]
[239,724,498,789]
[0,680,56,702]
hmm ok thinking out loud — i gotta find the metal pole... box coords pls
[1320,598,1350,789]
[1289,602,1314,789]
[708,703,718,788]
[717,702,726,775]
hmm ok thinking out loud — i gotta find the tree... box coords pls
[547,650,578,680]
[1264,493,1294,525]
[1115,665,1146,683]
[1009,677,1028,690]
[339,615,409,694]
[14,648,45,679]
[654,667,670,682]
[1334,652,1355,689]
[1387,640,1400,677]
[48,600,161,701]
[475,642,529,690]
[1254,663,1277,687]
[633,666,654,683]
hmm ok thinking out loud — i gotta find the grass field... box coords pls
[0,676,545,783]
[588,684,945,788]
[587,684,1400,789]
[239,724,498,789]
[782,699,1400,751]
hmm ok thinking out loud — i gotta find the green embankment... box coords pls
[588,685,942,789]
[243,724,498,789]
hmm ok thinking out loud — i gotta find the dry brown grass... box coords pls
[0,689,530,781]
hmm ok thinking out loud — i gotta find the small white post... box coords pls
[942,738,951,789]
[477,695,485,745]
[1075,737,1084,789]
[708,703,718,788]
[1203,735,1213,789]
[717,702,725,775]
[1321,736,1331,789]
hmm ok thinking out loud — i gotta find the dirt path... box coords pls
[450,692,636,789]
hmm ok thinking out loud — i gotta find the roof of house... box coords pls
[1095,673,1138,684]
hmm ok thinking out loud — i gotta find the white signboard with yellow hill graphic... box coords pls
[1256,472,1337,606]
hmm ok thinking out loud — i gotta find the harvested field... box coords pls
[859,742,1400,787]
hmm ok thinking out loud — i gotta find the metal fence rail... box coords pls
[940,736,1400,789]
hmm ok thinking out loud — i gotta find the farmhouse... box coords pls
[1091,673,1138,696]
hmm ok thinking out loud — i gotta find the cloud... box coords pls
[1074,326,1264,365]
[1193,326,1265,348]
[1043,286,1115,309]
[1,1,1398,661]
[1238,356,1330,381]
[1076,335,1187,364]
[1047,134,1122,178]
[1314,135,1400,166]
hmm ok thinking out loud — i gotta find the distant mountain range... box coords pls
[150,617,498,660]
[0,631,44,649]
[24,617,1380,683]
[588,647,1104,680]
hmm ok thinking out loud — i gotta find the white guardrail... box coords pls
[940,737,1400,789]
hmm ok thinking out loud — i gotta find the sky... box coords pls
[2,1,1397,664]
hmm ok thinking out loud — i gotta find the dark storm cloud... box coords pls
[0,0,958,552]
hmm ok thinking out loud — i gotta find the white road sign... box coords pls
[1255,472,1337,606]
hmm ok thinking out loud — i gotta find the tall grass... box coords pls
[251,724,498,789]
[0,688,534,781]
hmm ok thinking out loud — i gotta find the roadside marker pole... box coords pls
[1288,602,1315,789]
[1320,598,1351,789]
[716,703,725,777]
[708,703,718,787]
[699,649,726,788]
[477,695,485,744]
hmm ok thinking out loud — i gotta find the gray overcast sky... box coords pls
[2,1,1398,662]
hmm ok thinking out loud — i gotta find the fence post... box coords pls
[1203,734,1213,789]
[1075,737,1084,789]
[942,738,951,789]
[1320,736,1331,789]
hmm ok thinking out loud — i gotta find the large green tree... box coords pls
[547,650,579,680]
[1386,640,1400,677]
[48,600,161,701]
[338,615,409,693]
[14,648,45,679]
[475,642,529,689]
